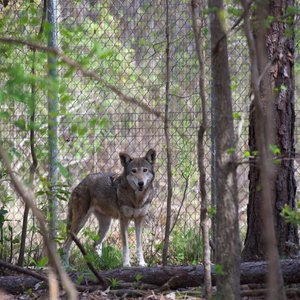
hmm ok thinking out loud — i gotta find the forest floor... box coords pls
[0,287,205,300]
[1,279,300,300]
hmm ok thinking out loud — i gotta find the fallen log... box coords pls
[103,259,300,289]
[0,259,299,293]
[0,275,42,294]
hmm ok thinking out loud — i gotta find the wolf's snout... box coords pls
[138,181,144,189]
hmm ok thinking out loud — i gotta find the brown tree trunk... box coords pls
[191,0,212,297]
[242,0,298,262]
[208,0,240,298]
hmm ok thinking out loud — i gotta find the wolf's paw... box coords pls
[123,261,131,267]
[138,261,147,267]
[95,244,102,257]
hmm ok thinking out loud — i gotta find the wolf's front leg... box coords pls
[120,217,131,267]
[135,217,147,267]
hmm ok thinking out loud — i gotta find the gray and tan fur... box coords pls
[62,149,156,267]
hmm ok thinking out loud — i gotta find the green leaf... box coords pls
[244,151,251,158]
[38,256,49,268]
[108,277,119,289]
[274,159,281,165]
[78,126,88,136]
[286,5,300,15]
[89,118,98,127]
[57,162,70,179]
[226,147,236,154]
[232,112,241,120]
[208,207,216,218]
[228,6,242,17]
[135,274,143,282]
[99,117,109,128]
[215,264,225,276]
[14,118,27,130]
[281,203,300,225]
[98,49,115,59]
[0,111,10,120]
[280,84,287,91]
[0,209,8,220]
[269,144,281,155]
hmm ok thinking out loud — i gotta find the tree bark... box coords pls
[208,0,241,298]
[0,276,41,294]
[270,0,298,257]
[242,0,298,262]
[241,1,295,298]
[103,260,300,287]
[191,0,212,298]
[162,0,173,266]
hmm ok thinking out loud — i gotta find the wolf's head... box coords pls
[119,149,156,192]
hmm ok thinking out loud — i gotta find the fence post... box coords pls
[47,0,58,242]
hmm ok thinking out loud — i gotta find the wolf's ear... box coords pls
[145,149,156,164]
[119,152,132,167]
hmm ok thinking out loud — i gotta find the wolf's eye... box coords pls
[143,168,148,173]
[132,169,137,173]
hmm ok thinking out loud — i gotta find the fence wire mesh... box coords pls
[0,0,298,267]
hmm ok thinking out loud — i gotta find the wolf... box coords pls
[62,149,156,267]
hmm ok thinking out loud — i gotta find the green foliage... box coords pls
[134,273,143,282]
[29,256,49,269]
[226,147,236,155]
[108,277,120,289]
[208,206,216,218]
[0,208,10,259]
[215,264,225,276]
[281,203,300,225]
[36,177,70,203]
[0,208,8,228]
[244,151,251,158]
[269,144,281,155]
[69,229,122,270]
[232,112,241,120]
[70,242,122,271]
[169,228,202,265]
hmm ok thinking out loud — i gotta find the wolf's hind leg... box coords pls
[94,212,112,257]
[62,195,90,265]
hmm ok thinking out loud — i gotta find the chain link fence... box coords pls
[0,0,298,267]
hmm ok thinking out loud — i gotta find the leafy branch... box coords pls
[0,37,162,119]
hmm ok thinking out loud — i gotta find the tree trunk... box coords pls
[191,0,212,297]
[242,0,298,262]
[208,0,240,298]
